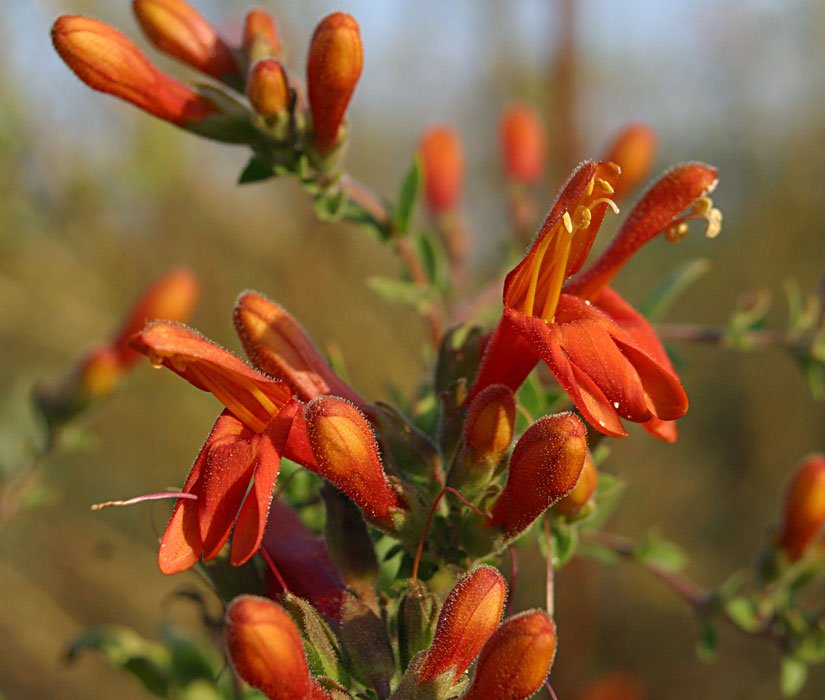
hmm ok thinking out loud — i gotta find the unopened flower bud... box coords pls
[338,594,396,698]
[247,59,290,117]
[243,8,281,61]
[489,413,587,539]
[306,12,363,153]
[132,0,239,83]
[778,453,825,561]
[113,267,199,368]
[418,566,507,684]
[305,396,405,528]
[555,449,597,518]
[419,125,464,214]
[601,123,657,202]
[225,596,329,700]
[464,610,557,700]
[233,291,363,404]
[499,102,546,184]
[52,16,218,126]
[397,579,439,671]
[78,345,123,400]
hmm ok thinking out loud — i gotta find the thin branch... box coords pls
[655,323,813,353]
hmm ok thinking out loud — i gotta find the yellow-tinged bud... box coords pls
[418,566,507,684]
[464,384,516,457]
[555,449,597,518]
[243,8,281,61]
[489,412,587,538]
[499,102,546,184]
[306,12,363,153]
[112,267,199,368]
[419,125,464,214]
[601,123,657,202]
[778,453,825,561]
[305,396,405,528]
[464,610,557,700]
[224,596,329,700]
[52,15,218,127]
[247,59,289,117]
[132,0,239,83]
[78,345,123,399]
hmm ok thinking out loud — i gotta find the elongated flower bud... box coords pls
[305,396,405,527]
[464,610,557,700]
[307,12,363,152]
[778,453,825,561]
[52,15,218,126]
[602,123,657,202]
[555,449,597,518]
[247,59,289,117]
[77,346,123,399]
[419,125,464,214]
[225,596,329,700]
[112,267,199,367]
[132,0,239,83]
[233,291,363,405]
[243,8,281,61]
[489,413,587,538]
[499,102,546,184]
[418,566,507,684]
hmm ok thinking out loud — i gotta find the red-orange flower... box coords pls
[468,161,721,441]
[52,15,218,127]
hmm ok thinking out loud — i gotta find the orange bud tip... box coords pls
[419,125,464,214]
[778,453,825,561]
[464,384,516,456]
[602,123,658,201]
[307,12,363,152]
[243,9,281,60]
[499,102,547,184]
[247,59,290,117]
[555,449,597,518]
[132,0,240,82]
[52,15,218,126]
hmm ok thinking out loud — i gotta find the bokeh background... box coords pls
[2,0,825,698]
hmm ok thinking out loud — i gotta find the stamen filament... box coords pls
[91,491,197,511]
[523,227,557,317]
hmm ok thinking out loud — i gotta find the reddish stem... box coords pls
[259,546,290,592]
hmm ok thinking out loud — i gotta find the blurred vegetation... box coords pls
[1,1,825,699]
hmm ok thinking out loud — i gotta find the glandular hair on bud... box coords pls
[489,412,587,539]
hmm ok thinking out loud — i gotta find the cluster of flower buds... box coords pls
[35,268,198,426]
[52,1,363,172]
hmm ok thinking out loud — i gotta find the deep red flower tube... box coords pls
[132,0,240,83]
[463,610,557,700]
[52,15,218,127]
[417,566,507,684]
[306,12,363,152]
[225,596,330,700]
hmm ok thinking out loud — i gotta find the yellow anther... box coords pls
[603,161,621,177]
[705,208,723,239]
[562,211,573,234]
[692,196,713,215]
[586,177,595,196]
[595,178,615,195]
[573,205,592,230]
[665,221,689,243]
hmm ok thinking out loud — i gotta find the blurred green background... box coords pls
[2,1,824,698]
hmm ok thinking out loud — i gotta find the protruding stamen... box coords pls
[573,205,592,230]
[562,211,573,234]
[595,177,615,194]
[692,196,713,215]
[705,208,723,238]
[91,491,197,511]
[665,221,689,243]
[590,197,620,214]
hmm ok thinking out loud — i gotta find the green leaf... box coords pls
[160,627,216,685]
[548,520,578,568]
[797,355,825,401]
[696,618,718,662]
[780,656,808,696]
[413,229,448,292]
[393,155,423,235]
[238,156,275,184]
[67,626,172,698]
[367,276,433,313]
[724,597,762,633]
[634,531,687,572]
[640,258,711,321]
[177,680,226,700]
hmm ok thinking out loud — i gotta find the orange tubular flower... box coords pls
[132,0,240,83]
[602,123,657,202]
[419,125,465,214]
[130,322,311,574]
[225,596,330,700]
[778,453,825,561]
[418,566,507,684]
[468,161,721,441]
[306,12,363,152]
[52,15,218,126]
[464,610,557,700]
[499,102,547,184]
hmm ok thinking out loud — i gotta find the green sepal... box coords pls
[433,326,484,397]
[397,579,440,671]
[282,593,348,685]
[336,594,396,698]
[238,156,276,184]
